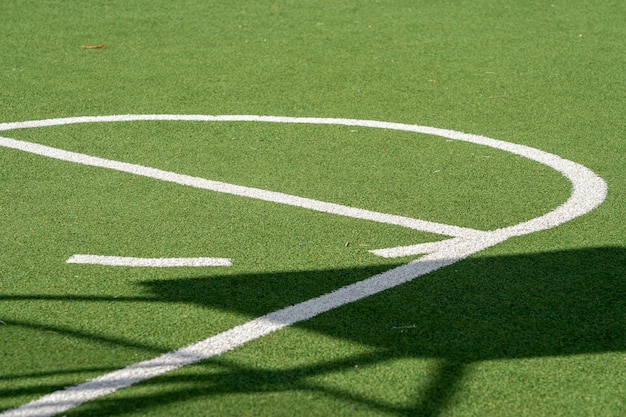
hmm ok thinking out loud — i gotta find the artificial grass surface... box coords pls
[57,247,626,417]
[5,121,570,230]
[1,0,625,416]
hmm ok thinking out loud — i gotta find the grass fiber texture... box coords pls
[1,1,625,416]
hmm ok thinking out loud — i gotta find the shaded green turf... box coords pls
[1,0,625,416]
[59,247,626,417]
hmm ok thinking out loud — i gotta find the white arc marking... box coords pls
[0,115,607,417]
[66,255,232,267]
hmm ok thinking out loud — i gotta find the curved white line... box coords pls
[0,114,607,237]
[0,115,607,416]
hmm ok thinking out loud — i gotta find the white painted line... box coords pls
[66,255,232,267]
[0,135,480,240]
[369,237,465,258]
[0,236,504,417]
[0,115,607,416]
[0,114,607,239]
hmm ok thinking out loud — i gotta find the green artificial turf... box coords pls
[1,1,625,416]
[5,121,571,230]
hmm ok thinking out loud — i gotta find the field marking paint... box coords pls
[0,115,607,417]
[66,255,232,267]
[370,237,465,258]
[0,130,483,244]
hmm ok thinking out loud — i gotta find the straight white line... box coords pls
[369,237,465,258]
[0,233,505,417]
[0,114,607,239]
[0,115,607,417]
[0,135,481,239]
[66,255,232,267]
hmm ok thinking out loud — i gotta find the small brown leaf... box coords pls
[82,45,106,49]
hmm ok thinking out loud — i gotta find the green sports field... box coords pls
[1,1,624,416]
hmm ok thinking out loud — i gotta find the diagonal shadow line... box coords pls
[2,319,166,354]
[53,352,447,417]
[2,247,624,416]
[211,355,468,417]
[0,367,116,382]
[0,352,391,414]
[406,360,467,417]
[1,382,92,401]
[0,295,158,303]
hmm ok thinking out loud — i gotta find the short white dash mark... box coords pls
[66,255,232,267]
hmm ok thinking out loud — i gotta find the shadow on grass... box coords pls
[2,247,625,416]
